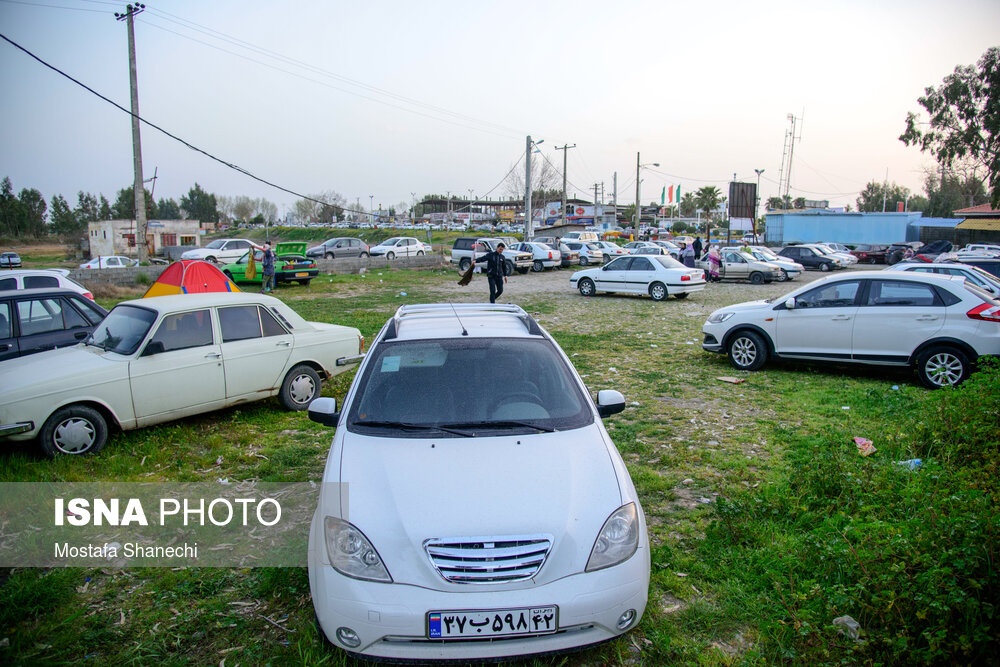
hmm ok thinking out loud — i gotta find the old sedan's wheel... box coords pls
[359,252,369,259]
[517,267,529,274]
[603,254,611,263]
[206,256,218,264]
[578,278,596,297]
[580,256,590,266]
[532,260,544,272]
[727,330,768,371]
[39,405,107,457]
[459,257,472,272]
[917,346,969,389]
[280,365,321,411]
[325,252,335,259]
[820,262,831,272]
[386,251,396,260]
[504,260,514,276]
[749,272,765,285]
[778,269,789,282]
[416,250,424,256]
[649,282,668,301]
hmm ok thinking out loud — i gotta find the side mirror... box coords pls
[308,397,339,427]
[784,297,796,310]
[141,340,165,357]
[596,389,626,417]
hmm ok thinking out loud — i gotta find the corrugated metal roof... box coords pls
[957,218,1000,230]
[912,217,963,228]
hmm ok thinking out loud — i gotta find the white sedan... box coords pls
[79,255,138,269]
[0,292,363,456]
[511,242,562,271]
[180,239,258,264]
[570,254,706,301]
[592,240,629,263]
[369,237,428,259]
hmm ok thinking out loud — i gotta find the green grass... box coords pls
[1,264,997,665]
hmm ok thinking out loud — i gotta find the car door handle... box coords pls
[831,315,852,321]
[276,341,291,347]
[205,352,222,359]
[916,315,938,321]
[0,344,9,351]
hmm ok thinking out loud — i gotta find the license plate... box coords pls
[427,605,557,639]
[295,272,308,277]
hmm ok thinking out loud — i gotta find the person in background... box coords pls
[693,236,703,259]
[473,242,508,303]
[681,242,696,268]
[707,246,721,282]
[261,242,276,293]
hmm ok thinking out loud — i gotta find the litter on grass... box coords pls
[716,376,745,384]
[853,436,877,457]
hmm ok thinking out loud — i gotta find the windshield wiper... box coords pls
[439,420,556,433]
[351,420,475,437]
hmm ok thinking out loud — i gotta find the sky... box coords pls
[1,0,998,218]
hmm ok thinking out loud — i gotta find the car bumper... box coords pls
[702,330,724,353]
[276,269,319,282]
[667,280,707,295]
[309,515,649,660]
[0,421,35,438]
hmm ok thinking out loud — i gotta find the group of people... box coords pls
[677,237,722,282]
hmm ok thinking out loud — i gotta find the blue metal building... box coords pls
[765,210,961,245]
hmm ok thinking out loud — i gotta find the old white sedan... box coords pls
[0,292,363,456]
[570,254,706,301]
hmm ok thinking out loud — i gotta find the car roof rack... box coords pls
[382,303,542,340]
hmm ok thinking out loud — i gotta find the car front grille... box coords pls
[424,534,552,584]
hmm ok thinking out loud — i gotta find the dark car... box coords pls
[850,244,888,264]
[886,242,922,265]
[0,252,22,269]
[306,237,370,259]
[777,245,839,271]
[0,287,108,361]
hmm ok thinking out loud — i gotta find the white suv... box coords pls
[180,238,257,264]
[702,270,1000,388]
[306,303,649,661]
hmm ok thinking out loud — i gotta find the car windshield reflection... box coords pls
[87,305,157,355]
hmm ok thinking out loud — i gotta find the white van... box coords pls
[562,230,600,243]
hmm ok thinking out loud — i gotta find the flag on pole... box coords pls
[661,186,665,205]
[677,184,681,204]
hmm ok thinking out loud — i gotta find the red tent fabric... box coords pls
[142,260,241,297]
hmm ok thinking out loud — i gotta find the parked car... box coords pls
[777,245,842,271]
[306,238,370,259]
[811,243,857,265]
[885,262,1000,297]
[893,240,954,264]
[369,237,428,259]
[886,242,924,265]
[648,240,681,260]
[0,292,364,456]
[697,249,783,284]
[0,252,22,269]
[737,246,804,281]
[850,244,889,264]
[180,239,258,265]
[451,238,532,275]
[79,255,138,269]
[306,303,649,661]
[592,240,628,263]
[557,242,580,268]
[223,242,318,286]
[959,243,1000,256]
[561,230,600,243]
[702,270,1000,388]
[622,241,661,254]
[511,242,561,272]
[0,269,94,299]
[571,254,706,301]
[563,241,605,266]
[0,287,108,361]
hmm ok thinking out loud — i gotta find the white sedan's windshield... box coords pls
[88,305,157,355]
[204,240,227,249]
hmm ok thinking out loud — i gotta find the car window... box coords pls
[629,257,653,271]
[606,257,630,270]
[89,305,157,355]
[23,275,60,289]
[347,338,592,436]
[0,302,11,337]
[219,305,285,342]
[149,309,214,352]
[0,278,15,291]
[653,255,686,269]
[723,252,743,263]
[70,296,106,325]
[867,280,941,307]
[17,298,73,335]
[795,281,862,309]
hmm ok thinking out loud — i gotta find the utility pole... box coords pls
[593,184,599,226]
[613,172,618,220]
[634,152,641,229]
[555,143,576,226]
[525,136,533,238]
[116,3,148,263]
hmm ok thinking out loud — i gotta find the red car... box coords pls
[850,244,888,264]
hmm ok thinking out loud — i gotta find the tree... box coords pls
[180,183,218,222]
[111,185,156,220]
[921,170,988,217]
[900,47,1000,207]
[50,194,79,235]
[766,196,784,210]
[504,157,559,201]
[19,188,47,235]
[157,198,181,219]
[680,192,698,217]
[74,191,104,225]
[0,177,24,236]
[695,186,722,222]
[856,181,911,212]
[792,197,806,210]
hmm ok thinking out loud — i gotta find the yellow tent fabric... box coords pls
[957,218,1000,231]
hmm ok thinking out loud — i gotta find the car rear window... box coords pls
[23,275,60,289]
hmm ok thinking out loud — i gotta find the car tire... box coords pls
[39,405,108,457]
[459,258,472,272]
[416,251,424,256]
[532,260,544,272]
[206,256,218,264]
[578,278,596,297]
[580,256,589,266]
[325,252,334,259]
[869,257,877,264]
[649,282,668,301]
[778,269,789,282]
[917,346,970,389]
[504,260,514,276]
[517,267,529,274]
[279,365,322,411]
[603,254,611,263]
[674,292,689,299]
[727,330,768,371]
[749,272,765,285]
[359,252,369,259]
[386,252,395,260]
[223,270,233,279]
[297,279,311,286]
[820,262,831,272]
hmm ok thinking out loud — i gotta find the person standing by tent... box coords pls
[693,236,703,259]
[261,242,276,293]
[472,241,508,303]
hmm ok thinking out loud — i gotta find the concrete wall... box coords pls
[70,253,450,286]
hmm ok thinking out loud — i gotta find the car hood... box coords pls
[709,299,775,317]
[0,345,124,400]
[328,425,624,586]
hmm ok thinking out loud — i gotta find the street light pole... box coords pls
[634,153,660,233]
[754,168,765,238]
[369,195,374,225]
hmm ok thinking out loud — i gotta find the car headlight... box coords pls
[707,312,735,324]
[324,517,392,582]
[586,502,639,572]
